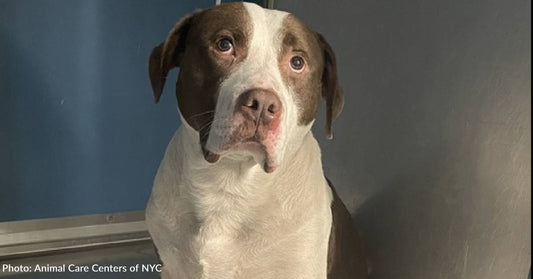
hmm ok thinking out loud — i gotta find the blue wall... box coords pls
[0,0,215,221]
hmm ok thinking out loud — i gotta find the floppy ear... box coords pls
[316,33,344,140]
[149,12,199,103]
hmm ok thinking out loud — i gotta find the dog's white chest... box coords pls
[146,129,332,279]
[149,200,331,279]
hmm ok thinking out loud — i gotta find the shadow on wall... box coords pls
[354,127,531,279]
[354,141,530,279]
[351,60,531,277]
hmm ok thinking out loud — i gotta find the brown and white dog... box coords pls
[146,2,367,279]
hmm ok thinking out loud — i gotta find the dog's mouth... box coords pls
[201,138,277,173]
[201,145,221,163]
[199,103,282,174]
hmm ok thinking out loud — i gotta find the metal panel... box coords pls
[0,211,149,260]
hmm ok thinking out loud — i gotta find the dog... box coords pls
[146,2,368,278]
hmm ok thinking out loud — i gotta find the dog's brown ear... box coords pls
[316,33,344,140]
[149,12,199,103]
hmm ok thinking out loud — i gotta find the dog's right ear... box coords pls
[316,33,344,140]
[149,12,200,103]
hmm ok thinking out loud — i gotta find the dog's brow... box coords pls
[282,32,313,58]
[283,33,304,48]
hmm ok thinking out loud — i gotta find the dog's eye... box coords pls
[290,56,305,72]
[217,38,234,53]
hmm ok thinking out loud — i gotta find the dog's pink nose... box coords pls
[237,89,282,124]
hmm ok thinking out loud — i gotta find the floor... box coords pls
[0,241,159,279]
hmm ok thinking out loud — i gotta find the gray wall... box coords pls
[276,0,531,278]
[0,0,216,221]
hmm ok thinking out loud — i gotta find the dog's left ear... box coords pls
[316,33,344,140]
[149,11,200,103]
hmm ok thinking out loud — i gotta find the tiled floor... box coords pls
[1,241,159,279]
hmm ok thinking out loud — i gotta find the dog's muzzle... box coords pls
[202,89,283,173]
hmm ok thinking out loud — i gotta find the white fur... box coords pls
[146,3,333,279]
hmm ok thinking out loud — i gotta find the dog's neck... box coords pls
[148,116,333,278]
[172,116,328,231]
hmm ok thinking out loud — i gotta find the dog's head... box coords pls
[149,2,343,173]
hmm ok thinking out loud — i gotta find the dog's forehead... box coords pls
[191,3,251,36]
[243,3,290,38]
[243,3,319,51]
[194,3,316,47]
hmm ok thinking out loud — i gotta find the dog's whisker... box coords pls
[197,117,233,135]
[200,124,213,139]
[187,110,215,121]
[197,121,214,133]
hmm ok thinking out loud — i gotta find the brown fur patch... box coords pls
[278,15,324,126]
[278,15,344,138]
[326,178,369,278]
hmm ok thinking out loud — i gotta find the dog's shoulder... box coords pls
[326,178,369,279]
